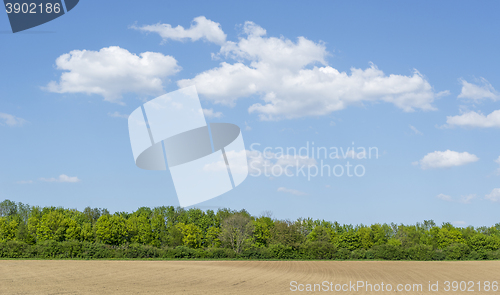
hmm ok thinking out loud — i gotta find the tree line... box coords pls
[1,199,500,260]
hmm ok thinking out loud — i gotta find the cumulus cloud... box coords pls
[0,113,27,127]
[409,125,423,135]
[458,78,499,101]
[445,109,500,128]
[485,188,500,202]
[46,46,180,103]
[277,187,307,196]
[108,111,129,119]
[132,16,226,45]
[175,20,447,120]
[202,108,222,118]
[415,150,479,169]
[40,174,81,183]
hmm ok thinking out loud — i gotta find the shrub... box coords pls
[371,244,406,260]
[205,247,236,259]
[407,244,434,261]
[268,243,296,259]
[0,240,32,258]
[335,248,351,260]
[444,243,470,260]
[240,247,272,259]
[432,249,446,261]
[350,248,366,260]
[300,241,336,260]
[34,240,62,258]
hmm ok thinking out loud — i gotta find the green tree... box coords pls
[95,215,128,245]
[220,213,254,253]
[335,231,361,250]
[270,220,304,248]
[307,225,332,243]
[253,216,273,247]
[176,222,202,248]
[205,226,221,248]
[437,227,465,249]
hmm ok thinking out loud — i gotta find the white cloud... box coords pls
[445,109,500,128]
[452,221,467,227]
[485,188,500,202]
[459,194,477,204]
[46,46,180,103]
[409,125,423,135]
[108,111,129,118]
[132,16,226,45]
[0,113,27,127]
[176,21,447,120]
[202,108,222,118]
[244,121,251,131]
[458,78,499,101]
[277,187,307,196]
[436,193,453,201]
[40,174,81,183]
[415,150,479,169]
[437,193,477,204]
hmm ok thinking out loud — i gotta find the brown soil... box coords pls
[1,260,499,294]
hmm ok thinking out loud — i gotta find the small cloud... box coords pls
[458,78,499,101]
[131,16,227,45]
[409,125,423,135]
[16,180,33,184]
[203,108,223,118]
[277,187,307,196]
[459,194,477,204]
[437,193,477,204]
[325,184,331,188]
[444,109,500,129]
[108,111,129,119]
[452,221,467,227]
[0,113,27,127]
[415,150,479,169]
[329,121,336,127]
[245,121,252,131]
[40,174,81,183]
[436,193,453,202]
[485,188,500,202]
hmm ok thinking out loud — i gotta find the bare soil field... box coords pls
[1,260,499,294]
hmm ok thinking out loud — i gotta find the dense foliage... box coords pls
[1,199,500,260]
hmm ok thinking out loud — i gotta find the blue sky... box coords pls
[1,0,499,227]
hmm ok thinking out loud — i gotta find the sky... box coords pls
[1,0,499,227]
